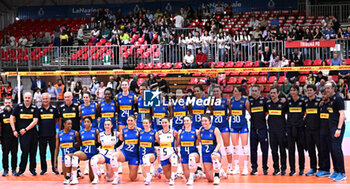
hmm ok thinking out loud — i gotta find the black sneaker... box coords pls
[61,171,63,175]
[281,170,286,176]
[289,171,296,176]
[273,170,281,176]
[40,171,47,175]
[2,170,9,177]
[12,170,17,176]
[263,169,268,175]
[52,170,59,175]
[250,169,258,175]
[299,170,304,176]
[30,170,37,176]
[15,171,24,176]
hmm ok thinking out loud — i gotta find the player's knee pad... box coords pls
[212,158,221,171]
[233,145,239,155]
[111,157,118,168]
[64,155,71,167]
[71,156,79,168]
[242,145,249,155]
[188,154,196,169]
[142,155,151,166]
[90,157,98,169]
[170,153,178,167]
[225,146,232,155]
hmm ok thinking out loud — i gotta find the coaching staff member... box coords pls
[326,81,347,181]
[0,98,18,176]
[38,93,60,175]
[248,85,269,175]
[10,92,39,176]
[58,92,80,131]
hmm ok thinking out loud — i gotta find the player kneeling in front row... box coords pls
[156,117,179,185]
[180,116,200,185]
[90,119,119,184]
[200,114,223,185]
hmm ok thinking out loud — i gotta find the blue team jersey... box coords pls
[139,129,156,158]
[180,129,198,157]
[99,100,117,131]
[121,127,139,157]
[80,102,98,129]
[136,96,152,129]
[192,97,207,130]
[117,93,135,126]
[172,99,188,131]
[58,130,76,160]
[212,98,229,127]
[200,126,217,155]
[80,128,98,157]
[230,97,248,128]
[153,102,168,131]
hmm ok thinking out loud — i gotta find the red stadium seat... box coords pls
[188,78,199,85]
[174,62,182,69]
[144,63,154,69]
[325,59,331,65]
[139,74,149,78]
[259,85,264,92]
[303,59,312,66]
[227,77,237,84]
[225,61,234,68]
[299,71,309,75]
[313,59,322,66]
[268,76,277,83]
[257,76,267,84]
[253,61,260,67]
[153,62,163,69]
[185,86,194,92]
[278,76,286,83]
[223,85,234,93]
[158,73,168,77]
[259,72,268,75]
[234,61,244,68]
[198,78,207,84]
[250,72,259,76]
[162,63,172,69]
[345,59,350,65]
[240,72,249,75]
[135,63,145,69]
[230,72,240,76]
[237,77,247,84]
[215,61,225,68]
[244,61,253,67]
[264,84,272,92]
[332,75,338,83]
[299,75,307,83]
[248,77,257,84]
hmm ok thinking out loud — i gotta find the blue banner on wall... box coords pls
[18,0,297,20]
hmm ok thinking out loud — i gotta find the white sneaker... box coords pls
[145,181,151,185]
[196,170,206,179]
[138,167,142,174]
[63,178,70,185]
[186,178,194,185]
[92,177,99,184]
[220,169,227,179]
[213,176,220,185]
[112,177,120,185]
[118,166,122,174]
[233,168,240,175]
[169,178,175,185]
[70,177,78,185]
[78,170,84,178]
[227,167,235,175]
[84,167,89,175]
[242,168,249,175]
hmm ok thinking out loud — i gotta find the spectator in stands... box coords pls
[316,78,326,93]
[183,50,196,69]
[107,76,118,91]
[281,55,289,67]
[281,78,291,98]
[267,55,282,80]
[248,17,260,31]
[276,27,287,41]
[155,75,169,93]
[185,32,195,55]
[77,25,85,46]
[251,27,262,41]
[316,71,327,84]
[215,1,224,16]
[119,29,130,44]
[1,33,9,46]
[307,71,316,85]
[345,26,350,38]
[201,30,210,55]
[60,30,69,46]
[101,26,111,40]
[174,13,184,28]
[290,48,303,66]
[203,5,211,18]
[323,23,336,39]
[336,28,344,39]
[217,32,226,61]
[287,28,297,41]
[286,62,299,83]
[18,34,28,48]
[115,76,125,94]
[195,48,209,68]
[31,76,47,93]
[46,82,58,101]
[145,9,153,20]
[260,46,273,67]
[154,8,163,19]
[89,77,99,100]
[130,75,139,95]
[332,17,340,33]
[73,81,82,102]
[1,82,12,100]
[313,27,324,40]
[33,88,42,107]
[330,53,341,76]
[338,61,350,82]
[337,78,347,99]
[35,32,44,47]
[90,27,100,43]
[95,81,106,102]
[207,78,219,97]
[295,81,304,95]
[295,25,304,40]
[260,17,268,31]
[193,31,201,52]
[320,61,329,77]
[147,74,158,89]
[270,15,279,31]
[9,33,16,47]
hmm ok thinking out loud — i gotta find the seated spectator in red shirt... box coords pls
[194,48,209,68]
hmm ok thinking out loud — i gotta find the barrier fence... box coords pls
[306,4,350,23]
[1,40,349,71]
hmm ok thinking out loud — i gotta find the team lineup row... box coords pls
[1,80,346,185]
